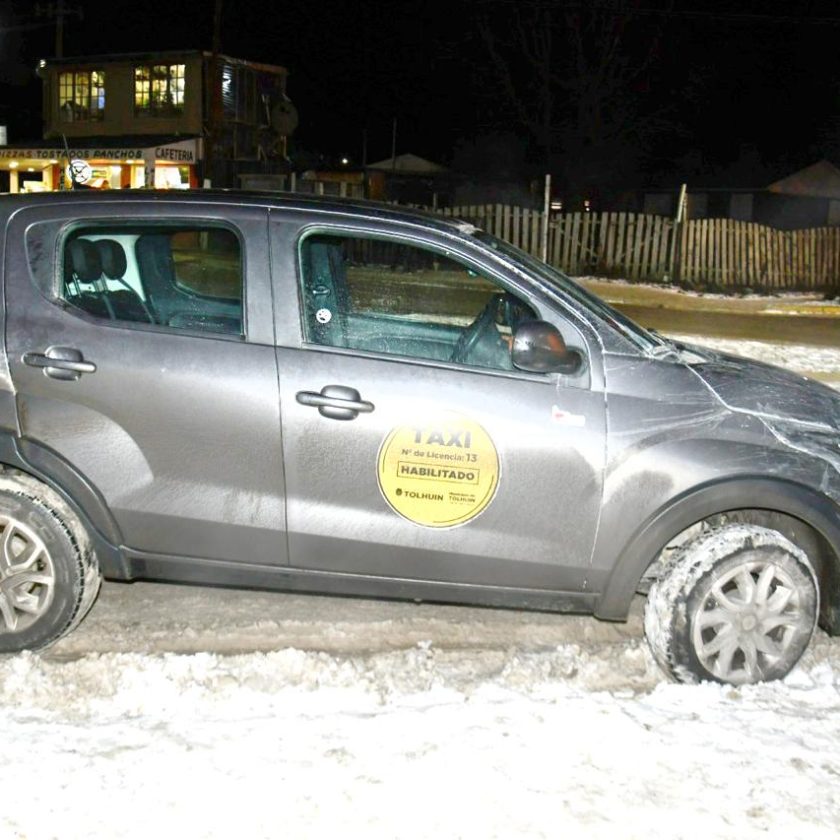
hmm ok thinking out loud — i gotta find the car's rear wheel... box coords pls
[0,472,100,653]
[644,524,818,685]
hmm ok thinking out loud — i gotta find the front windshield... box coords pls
[474,231,662,353]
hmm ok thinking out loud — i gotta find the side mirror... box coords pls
[511,320,581,374]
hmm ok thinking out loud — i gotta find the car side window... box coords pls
[299,233,537,371]
[61,226,243,337]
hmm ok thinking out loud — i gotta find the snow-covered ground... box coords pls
[578,276,840,312]
[670,334,840,379]
[4,332,840,840]
[5,639,840,839]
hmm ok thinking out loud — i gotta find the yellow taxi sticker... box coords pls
[377,412,499,527]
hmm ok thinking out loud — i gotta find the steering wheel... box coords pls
[450,294,504,364]
[500,293,534,332]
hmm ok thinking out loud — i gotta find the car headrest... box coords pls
[95,239,127,279]
[68,239,102,282]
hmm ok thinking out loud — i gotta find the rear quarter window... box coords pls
[61,225,243,337]
[170,229,241,301]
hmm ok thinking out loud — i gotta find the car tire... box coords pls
[0,471,101,653]
[644,524,818,685]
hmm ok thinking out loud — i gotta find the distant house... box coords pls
[764,160,840,227]
[638,160,840,230]
[236,153,449,201]
[366,153,451,204]
[0,50,294,193]
[249,168,366,198]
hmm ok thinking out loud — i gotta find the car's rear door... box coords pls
[271,212,607,593]
[4,198,287,566]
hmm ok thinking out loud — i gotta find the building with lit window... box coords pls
[0,50,294,193]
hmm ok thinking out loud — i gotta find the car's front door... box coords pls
[272,219,606,592]
[5,201,287,566]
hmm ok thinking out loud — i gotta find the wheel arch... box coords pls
[594,476,840,632]
[0,433,128,578]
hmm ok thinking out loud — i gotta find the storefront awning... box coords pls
[0,136,202,192]
[0,136,202,168]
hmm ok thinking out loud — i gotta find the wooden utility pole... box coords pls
[204,0,224,187]
[212,0,223,61]
[391,118,397,173]
[668,183,688,282]
[541,174,551,263]
[56,1,64,57]
[35,1,83,58]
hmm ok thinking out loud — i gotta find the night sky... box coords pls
[1,0,838,190]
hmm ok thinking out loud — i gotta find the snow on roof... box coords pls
[767,159,840,199]
[367,153,448,174]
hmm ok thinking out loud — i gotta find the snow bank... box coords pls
[577,276,840,307]
[3,639,840,839]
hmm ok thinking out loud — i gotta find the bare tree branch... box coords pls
[475,0,676,186]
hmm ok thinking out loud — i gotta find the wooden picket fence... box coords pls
[438,204,547,259]
[435,204,840,290]
[551,211,673,280]
[678,218,840,290]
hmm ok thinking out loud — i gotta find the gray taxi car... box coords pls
[0,190,838,686]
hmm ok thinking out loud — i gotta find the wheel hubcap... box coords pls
[0,514,55,633]
[690,554,813,684]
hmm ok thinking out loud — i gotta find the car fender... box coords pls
[594,476,840,623]
[0,433,127,577]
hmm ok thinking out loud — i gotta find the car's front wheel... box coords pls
[0,472,100,653]
[644,524,818,685]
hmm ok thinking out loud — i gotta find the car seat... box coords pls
[64,239,112,319]
[94,239,154,323]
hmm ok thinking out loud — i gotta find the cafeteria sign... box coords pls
[0,138,198,163]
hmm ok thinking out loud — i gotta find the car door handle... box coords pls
[296,385,374,421]
[23,347,97,381]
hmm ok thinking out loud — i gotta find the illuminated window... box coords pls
[134,64,185,116]
[58,70,105,122]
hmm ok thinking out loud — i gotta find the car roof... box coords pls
[0,190,479,236]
